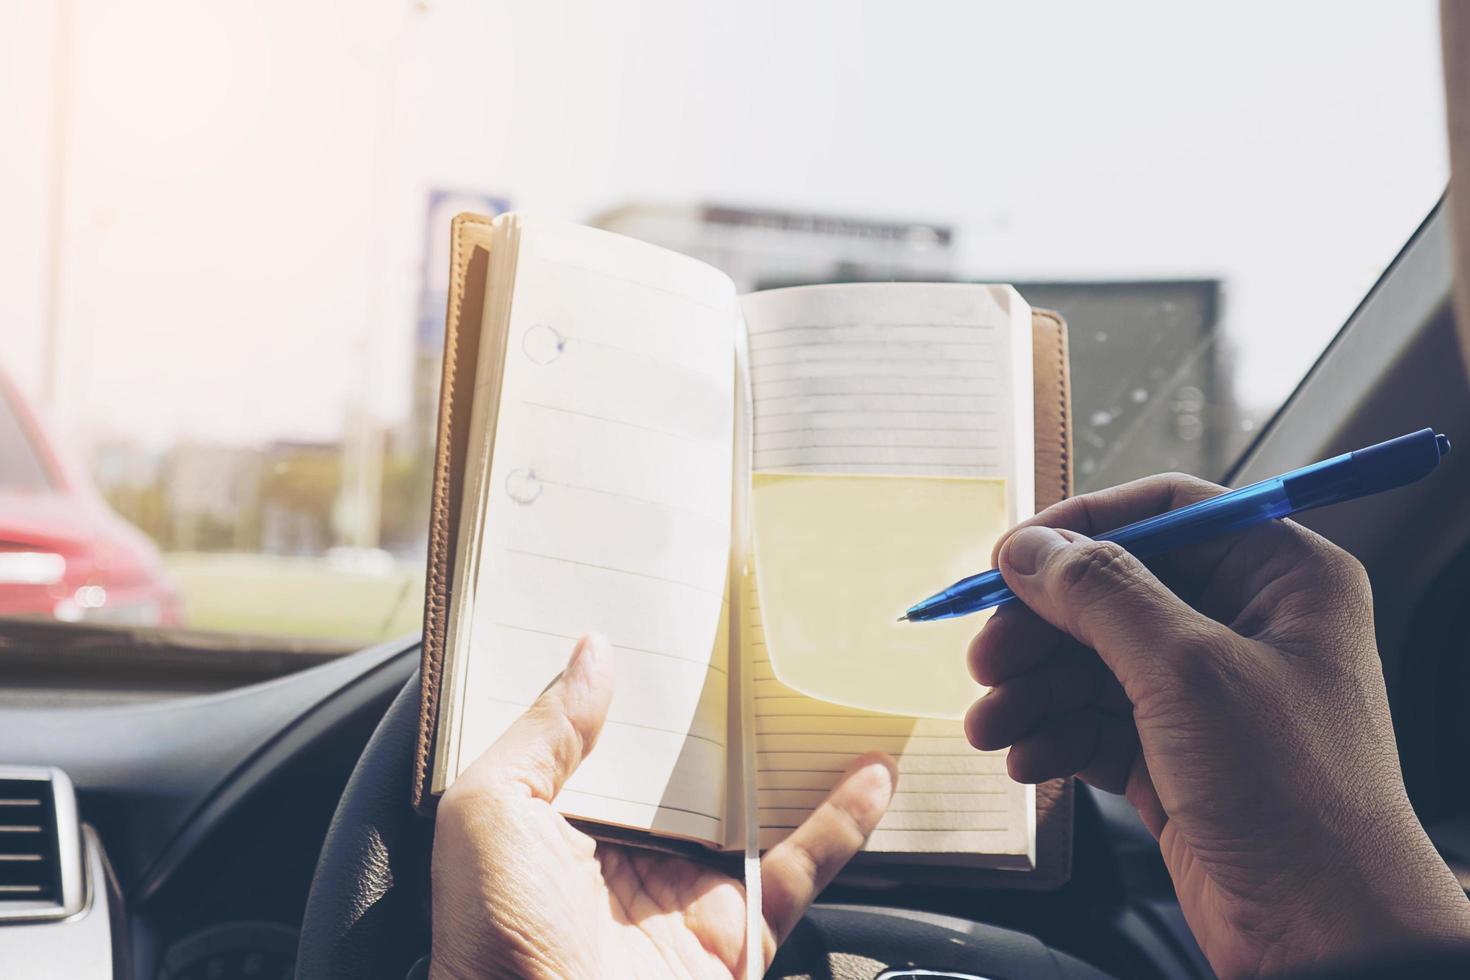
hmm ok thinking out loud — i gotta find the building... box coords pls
[590,202,1237,490]
[591,203,957,293]
[988,280,1232,490]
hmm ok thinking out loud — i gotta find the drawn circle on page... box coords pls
[505,468,543,505]
[523,323,566,365]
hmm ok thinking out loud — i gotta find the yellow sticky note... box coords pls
[750,473,1008,719]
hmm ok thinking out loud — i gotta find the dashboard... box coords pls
[0,638,414,980]
[0,634,1214,980]
[154,922,299,980]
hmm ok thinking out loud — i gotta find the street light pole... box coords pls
[338,1,428,551]
[40,0,74,411]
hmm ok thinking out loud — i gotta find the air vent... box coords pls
[0,768,83,921]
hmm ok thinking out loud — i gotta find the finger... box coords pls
[1198,519,1371,641]
[1006,708,1140,794]
[996,525,1235,699]
[452,634,615,803]
[990,475,1348,611]
[760,752,896,956]
[990,472,1226,566]
[964,646,1107,751]
[990,473,1233,589]
[967,603,1069,686]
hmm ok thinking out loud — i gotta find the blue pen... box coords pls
[900,427,1452,623]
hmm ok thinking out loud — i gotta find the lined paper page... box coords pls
[740,283,1033,520]
[451,218,736,846]
[739,282,1035,859]
[744,574,1030,858]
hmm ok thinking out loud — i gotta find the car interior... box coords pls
[8,1,1470,980]
[3,192,1468,979]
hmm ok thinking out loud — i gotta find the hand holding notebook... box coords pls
[430,633,896,979]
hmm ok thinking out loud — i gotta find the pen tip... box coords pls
[896,614,909,622]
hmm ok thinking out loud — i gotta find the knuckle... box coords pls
[1298,533,1375,624]
[1058,540,1139,597]
[1327,548,1371,594]
[1290,524,1369,589]
[438,778,495,824]
[439,781,472,815]
[534,702,586,777]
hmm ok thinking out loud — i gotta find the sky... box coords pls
[0,0,1450,456]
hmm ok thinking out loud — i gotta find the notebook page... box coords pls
[741,283,1032,511]
[739,282,1033,858]
[449,218,736,846]
[743,576,1030,857]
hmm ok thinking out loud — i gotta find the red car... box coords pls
[0,371,180,626]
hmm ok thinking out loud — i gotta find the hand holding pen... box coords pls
[960,464,1470,977]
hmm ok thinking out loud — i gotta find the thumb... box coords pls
[453,633,615,803]
[997,525,1228,693]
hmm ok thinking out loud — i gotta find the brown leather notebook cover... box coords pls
[412,213,1075,888]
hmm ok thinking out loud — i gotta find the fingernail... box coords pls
[1003,526,1068,576]
[569,633,609,680]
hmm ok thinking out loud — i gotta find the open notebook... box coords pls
[415,213,1074,884]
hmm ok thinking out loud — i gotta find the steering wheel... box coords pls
[296,673,1114,979]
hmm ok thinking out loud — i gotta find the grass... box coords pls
[162,552,426,646]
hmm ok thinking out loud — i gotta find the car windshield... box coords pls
[1,1,1448,649]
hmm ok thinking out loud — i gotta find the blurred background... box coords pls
[0,0,1449,650]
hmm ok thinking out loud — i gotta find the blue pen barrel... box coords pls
[923,479,1297,618]
[1100,480,1294,559]
[927,484,1293,618]
[1281,428,1445,510]
[931,570,1015,617]
[904,428,1449,622]
[1095,428,1446,558]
